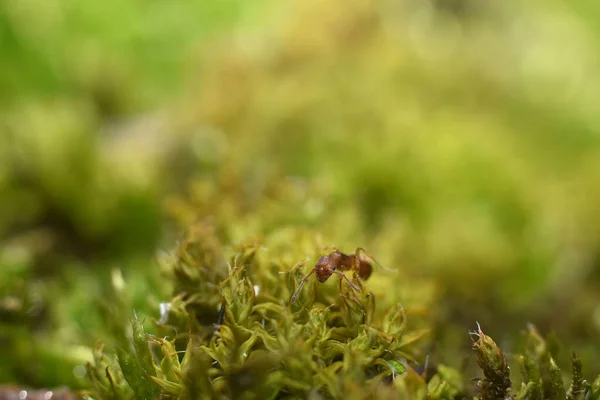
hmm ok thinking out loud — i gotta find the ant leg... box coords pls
[290,269,315,304]
[216,302,226,326]
[356,247,393,271]
[353,272,367,289]
[337,273,352,298]
[211,302,226,339]
[331,270,360,293]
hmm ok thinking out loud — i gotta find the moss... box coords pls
[4,0,600,395]
[566,353,586,400]
[83,227,600,399]
[471,324,511,400]
[86,226,431,398]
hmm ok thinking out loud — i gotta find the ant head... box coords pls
[315,268,333,283]
[314,256,334,282]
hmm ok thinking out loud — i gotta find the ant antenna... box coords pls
[356,247,394,272]
[290,269,315,304]
[322,245,341,252]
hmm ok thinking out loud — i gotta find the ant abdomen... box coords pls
[357,259,372,280]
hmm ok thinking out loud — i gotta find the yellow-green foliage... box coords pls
[86,224,437,399]
[169,0,600,372]
[4,0,600,395]
[84,225,600,399]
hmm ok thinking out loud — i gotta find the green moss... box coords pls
[83,228,600,399]
[472,324,511,400]
[86,227,433,398]
[4,0,600,395]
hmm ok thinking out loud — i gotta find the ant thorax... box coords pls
[332,251,355,270]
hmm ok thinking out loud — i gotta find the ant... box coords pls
[290,247,391,304]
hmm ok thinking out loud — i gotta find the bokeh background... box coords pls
[2,0,600,389]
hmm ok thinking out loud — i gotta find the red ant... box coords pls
[290,247,390,304]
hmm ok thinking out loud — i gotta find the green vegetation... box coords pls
[82,227,600,399]
[2,0,600,398]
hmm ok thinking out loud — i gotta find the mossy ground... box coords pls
[2,0,600,398]
[83,224,600,399]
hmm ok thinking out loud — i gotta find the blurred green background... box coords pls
[2,0,600,389]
